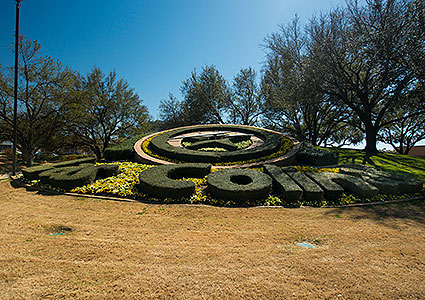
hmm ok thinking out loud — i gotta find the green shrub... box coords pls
[49,165,98,190]
[148,125,284,163]
[324,173,379,198]
[206,169,272,203]
[22,164,55,181]
[39,167,70,185]
[22,156,96,180]
[296,143,338,166]
[305,172,344,201]
[138,163,211,199]
[285,171,324,202]
[263,164,303,203]
[104,134,147,162]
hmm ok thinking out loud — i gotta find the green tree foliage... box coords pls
[159,65,231,128]
[0,37,75,166]
[181,65,231,124]
[308,0,425,152]
[158,94,186,129]
[379,91,425,154]
[69,67,150,159]
[262,18,361,146]
[229,67,262,126]
[159,65,263,128]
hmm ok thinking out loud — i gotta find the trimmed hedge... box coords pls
[263,164,303,202]
[338,167,399,194]
[338,166,424,194]
[37,163,119,190]
[148,125,285,163]
[296,143,338,166]
[38,164,97,190]
[104,134,147,162]
[49,165,98,190]
[39,166,71,185]
[206,169,272,203]
[324,173,379,198]
[138,163,211,199]
[305,172,344,201]
[22,157,96,180]
[285,171,324,202]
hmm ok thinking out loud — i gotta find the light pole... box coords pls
[12,0,22,176]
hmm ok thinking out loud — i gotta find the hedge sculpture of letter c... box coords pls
[138,163,211,199]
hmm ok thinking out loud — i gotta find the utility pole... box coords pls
[12,0,22,176]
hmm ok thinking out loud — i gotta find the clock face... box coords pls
[135,124,299,167]
[168,130,263,152]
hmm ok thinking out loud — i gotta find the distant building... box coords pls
[400,145,425,158]
[0,141,13,152]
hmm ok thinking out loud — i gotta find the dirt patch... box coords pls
[0,180,424,299]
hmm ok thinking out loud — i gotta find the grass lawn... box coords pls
[326,148,425,182]
[0,180,424,299]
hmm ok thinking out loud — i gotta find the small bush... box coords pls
[296,143,338,166]
[104,134,147,162]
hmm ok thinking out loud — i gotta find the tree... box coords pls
[309,0,425,152]
[379,92,425,154]
[158,94,186,130]
[180,65,231,124]
[0,37,75,166]
[69,67,150,159]
[229,67,262,126]
[262,18,360,146]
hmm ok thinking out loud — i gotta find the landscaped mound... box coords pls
[21,146,424,207]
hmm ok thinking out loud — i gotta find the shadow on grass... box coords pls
[330,148,425,181]
[325,199,425,228]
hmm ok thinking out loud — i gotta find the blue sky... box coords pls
[1,0,348,119]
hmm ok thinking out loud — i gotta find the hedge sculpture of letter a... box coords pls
[138,163,211,199]
[207,169,272,203]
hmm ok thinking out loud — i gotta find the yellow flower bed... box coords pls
[293,166,339,173]
[71,162,153,198]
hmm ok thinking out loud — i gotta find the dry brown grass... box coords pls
[0,180,424,300]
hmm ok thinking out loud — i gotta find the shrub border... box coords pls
[10,175,425,208]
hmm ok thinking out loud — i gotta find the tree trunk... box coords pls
[364,127,378,153]
[23,150,33,167]
[92,146,102,160]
